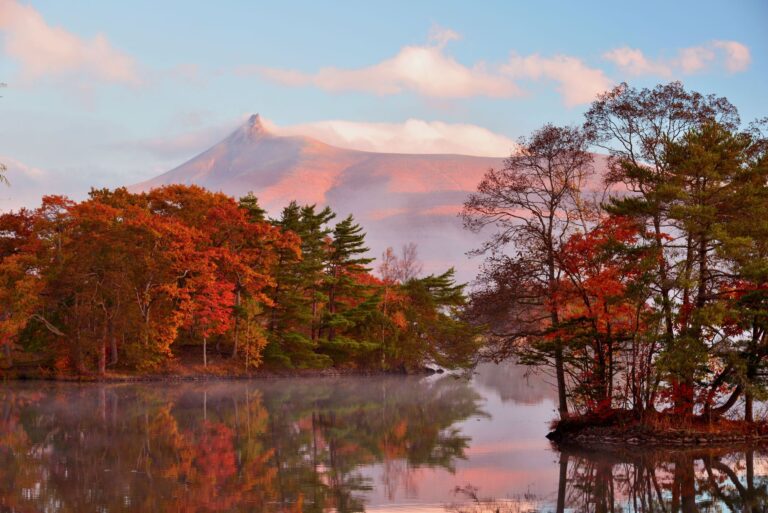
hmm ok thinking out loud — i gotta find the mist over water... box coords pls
[0,363,765,512]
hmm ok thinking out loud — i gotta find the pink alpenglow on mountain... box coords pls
[132,114,509,280]
[134,114,608,281]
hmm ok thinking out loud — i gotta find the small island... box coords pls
[461,82,768,449]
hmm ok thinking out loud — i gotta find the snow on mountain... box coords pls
[134,114,609,282]
[133,114,509,281]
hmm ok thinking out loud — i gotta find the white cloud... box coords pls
[0,156,51,210]
[712,40,751,72]
[263,117,517,157]
[427,24,460,48]
[260,41,521,99]
[602,47,673,77]
[604,40,751,77]
[502,54,614,107]
[258,27,614,106]
[0,0,140,85]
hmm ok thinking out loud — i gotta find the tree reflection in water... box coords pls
[448,448,768,513]
[559,447,768,512]
[0,376,485,512]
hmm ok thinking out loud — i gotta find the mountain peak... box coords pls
[234,113,269,140]
[247,113,264,131]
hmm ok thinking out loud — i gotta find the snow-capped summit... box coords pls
[131,116,514,279]
[237,114,269,140]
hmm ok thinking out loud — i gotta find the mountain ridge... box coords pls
[132,116,604,281]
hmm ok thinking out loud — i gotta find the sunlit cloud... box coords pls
[257,26,615,106]
[712,40,751,73]
[603,40,751,77]
[119,115,518,161]
[266,117,517,157]
[0,0,140,85]
[427,23,460,48]
[502,53,614,107]
[0,156,60,210]
[259,28,521,99]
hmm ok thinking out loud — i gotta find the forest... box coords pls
[0,185,478,376]
[463,82,768,427]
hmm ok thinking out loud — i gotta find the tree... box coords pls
[185,272,235,367]
[378,243,423,284]
[0,184,480,375]
[585,83,741,416]
[0,82,6,186]
[462,124,595,418]
[265,202,334,368]
[320,214,376,362]
[396,269,480,370]
[556,215,657,412]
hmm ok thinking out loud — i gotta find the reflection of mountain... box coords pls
[0,377,485,512]
[473,361,557,405]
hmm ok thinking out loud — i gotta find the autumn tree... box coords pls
[379,243,423,283]
[585,82,741,416]
[0,185,480,375]
[462,124,595,418]
[556,215,657,412]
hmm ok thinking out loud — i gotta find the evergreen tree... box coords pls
[398,269,480,370]
[264,203,335,367]
[238,192,267,222]
[320,214,376,363]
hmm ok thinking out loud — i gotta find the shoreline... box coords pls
[0,365,446,383]
[547,410,768,449]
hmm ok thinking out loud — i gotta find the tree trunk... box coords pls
[556,452,568,513]
[3,342,11,367]
[203,337,207,368]
[232,289,241,358]
[555,345,568,417]
[110,331,118,366]
[98,341,106,376]
[98,318,108,376]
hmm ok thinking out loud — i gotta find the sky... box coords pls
[0,0,766,209]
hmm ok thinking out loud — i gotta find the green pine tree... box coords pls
[320,214,376,363]
[264,202,335,368]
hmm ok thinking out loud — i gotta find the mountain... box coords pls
[133,114,508,281]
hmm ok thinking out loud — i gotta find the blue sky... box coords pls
[0,0,766,208]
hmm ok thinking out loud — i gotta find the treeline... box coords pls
[0,185,478,375]
[464,82,768,423]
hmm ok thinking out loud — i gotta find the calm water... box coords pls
[0,363,766,512]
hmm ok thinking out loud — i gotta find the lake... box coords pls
[0,363,765,512]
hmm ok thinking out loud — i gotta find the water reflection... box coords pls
[3,374,767,512]
[556,446,768,512]
[447,447,768,513]
[0,376,485,512]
